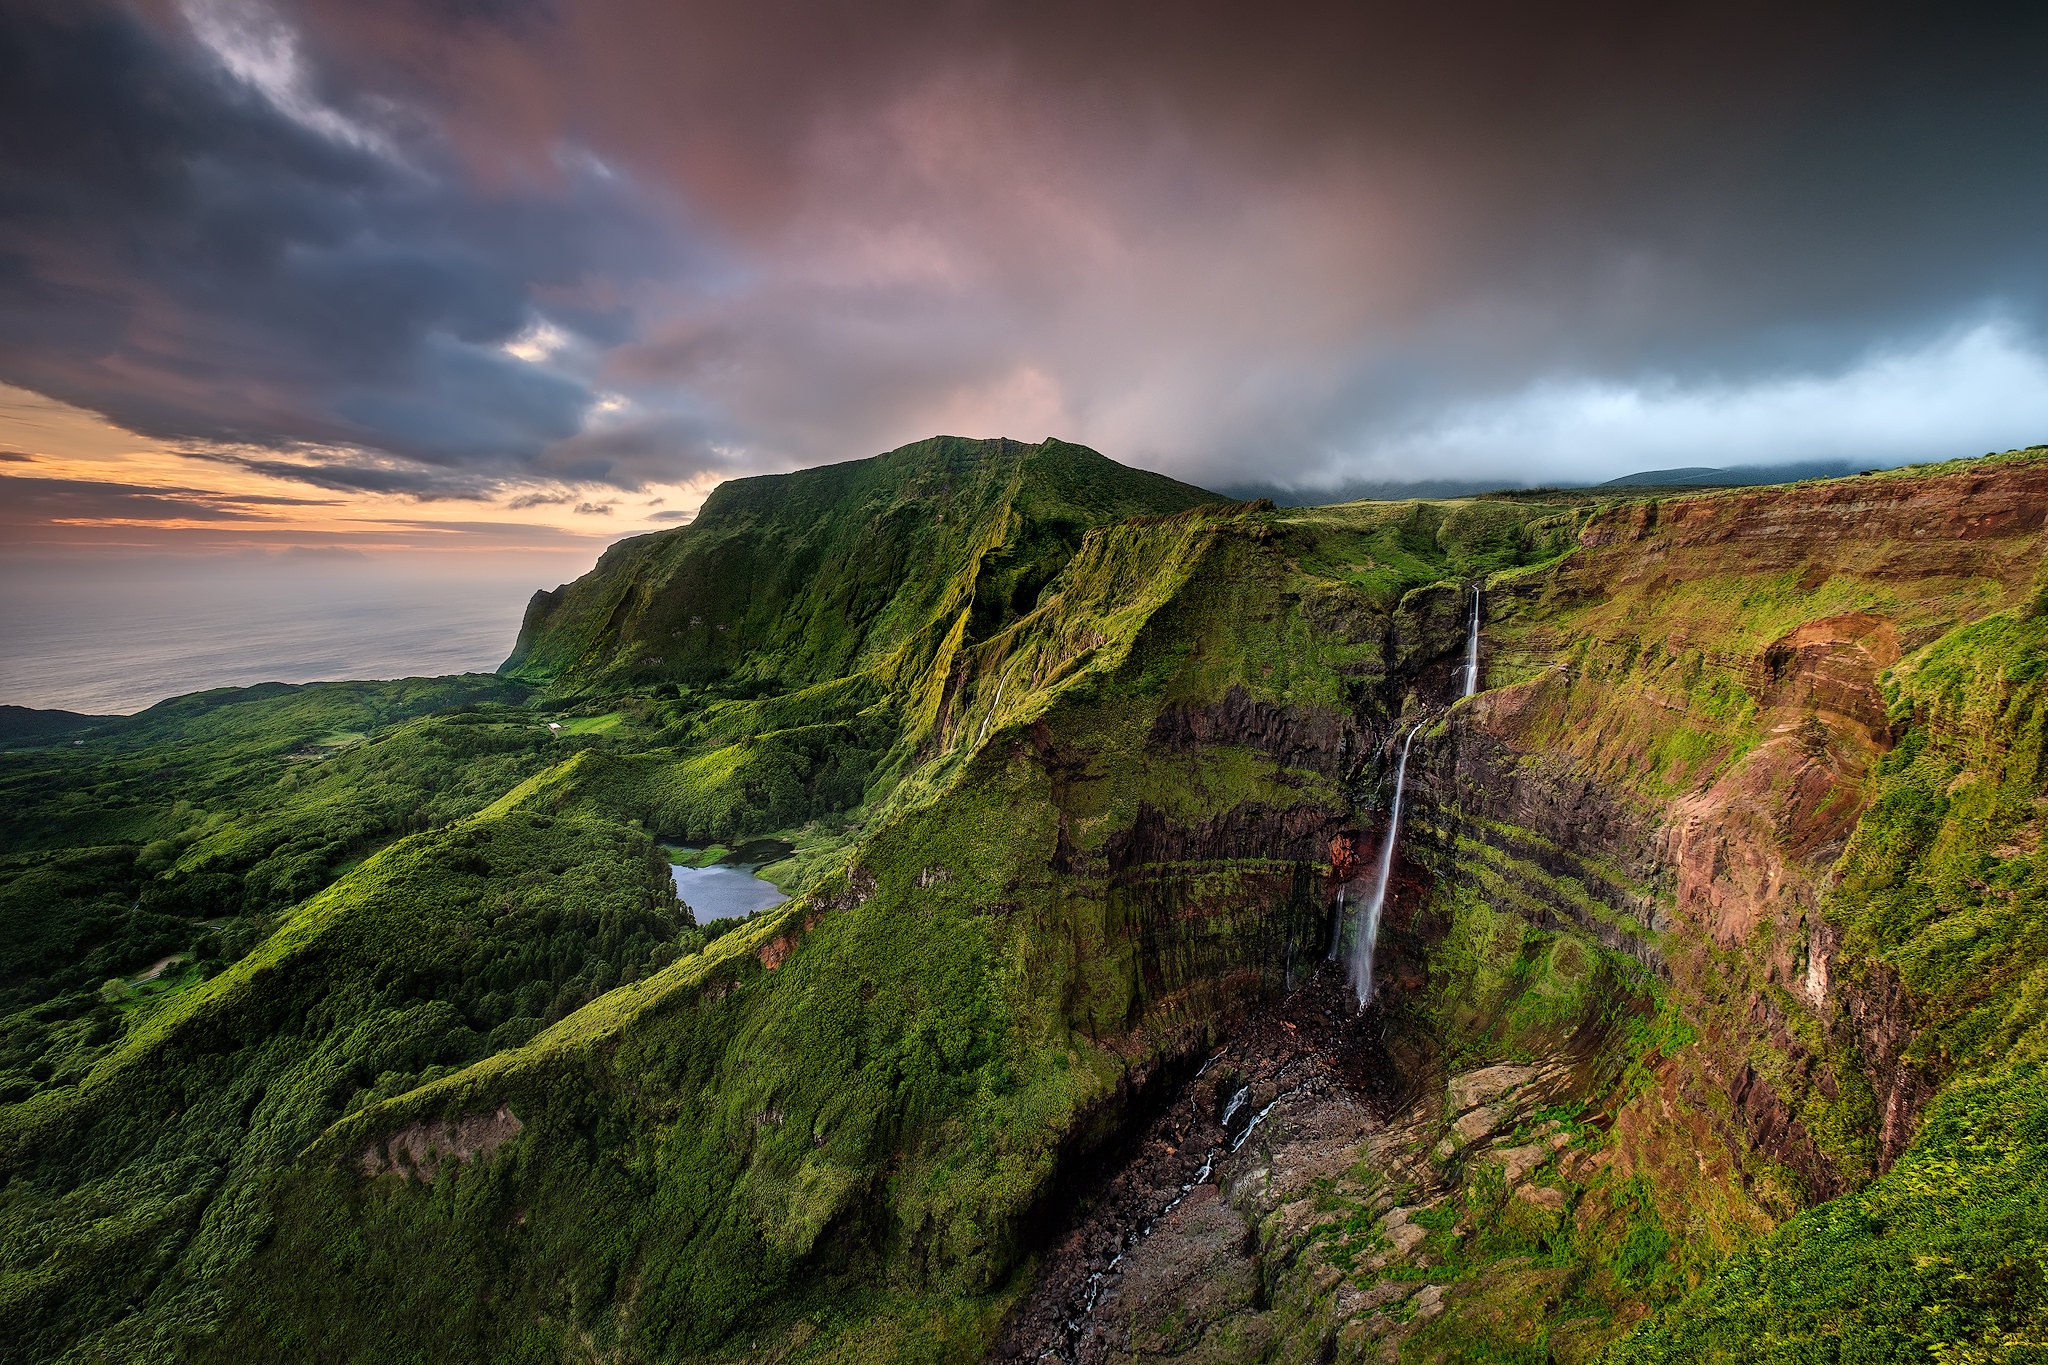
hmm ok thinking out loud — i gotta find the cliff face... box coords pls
[981,452,2048,1363]
[1392,455,2048,1359]
[8,445,2047,1363]
[1470,456,2047,1181]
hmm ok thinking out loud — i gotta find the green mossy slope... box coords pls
[1412,450,2048,1363]
[1619,1062,2048,1363]
[1611,586,2048,1363]
[200,507,1329,1360]
[500,436,1220,694]
[1108,449,2048,1365]
[0,804,684,1362]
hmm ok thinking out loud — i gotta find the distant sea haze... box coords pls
[0,556,574,715]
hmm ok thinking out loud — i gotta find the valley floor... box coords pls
[998,961,1649,1365]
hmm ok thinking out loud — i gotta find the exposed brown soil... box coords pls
[1576,461,2048,573]
[360,1105,523,1182]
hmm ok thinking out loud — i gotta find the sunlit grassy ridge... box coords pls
[501,435,1220,694]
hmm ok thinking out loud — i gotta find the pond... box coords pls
[670,852,790,922]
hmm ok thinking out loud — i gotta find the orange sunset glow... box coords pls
[0,384,718,555]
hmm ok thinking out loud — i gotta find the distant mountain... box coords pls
[1221,477,1516,505]
[1227,458,1878,505]
[1598,459,1866,487]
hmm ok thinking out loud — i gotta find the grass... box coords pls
[0,801,687,1362]
[552,711,624,735]
[1619,1064,2048,1363]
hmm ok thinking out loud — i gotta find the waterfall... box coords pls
[1463,582,1482,698]
[1351,725,1421,1008]
[1326,887,1346,961]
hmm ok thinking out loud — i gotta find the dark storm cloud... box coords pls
[180,449,498,498]
[0,0,689,482]
[532,408,751,488]
[299,0,2048,484]
[8,0,2048,495]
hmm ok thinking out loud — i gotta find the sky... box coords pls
[4,0,2048,561]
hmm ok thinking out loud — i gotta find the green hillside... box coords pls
[3,440,2048,1363]
[500,435,1220,694]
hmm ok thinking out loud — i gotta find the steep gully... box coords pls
[998,584,1486,1361]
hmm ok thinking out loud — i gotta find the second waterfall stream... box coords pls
[1464,582,1482,698]
[1351,724,1421,1009]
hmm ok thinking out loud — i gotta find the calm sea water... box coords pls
[0,556,579,715]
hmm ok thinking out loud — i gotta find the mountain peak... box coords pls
[502,436,1220,688]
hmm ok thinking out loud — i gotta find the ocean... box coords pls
[0,555,583,715]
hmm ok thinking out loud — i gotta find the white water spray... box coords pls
[1350,725,1421,1008]
[1463,582,1482,698]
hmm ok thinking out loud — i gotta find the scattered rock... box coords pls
[1486,1141,1556,1185]
[1447,1064,1539,1113]
[360,1105,522,1182]
[1560,1148,1599,1181]
[1452,1101,1511,1145]
[1381,1207,1428,1256]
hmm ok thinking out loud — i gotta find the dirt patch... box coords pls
[360,1105,523,1182]
[1662,611,1897,956]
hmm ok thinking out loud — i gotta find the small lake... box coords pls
[671,864,789,921]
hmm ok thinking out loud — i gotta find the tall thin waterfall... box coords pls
[1463,583,1482,698]
[1351,725,1421,1008]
